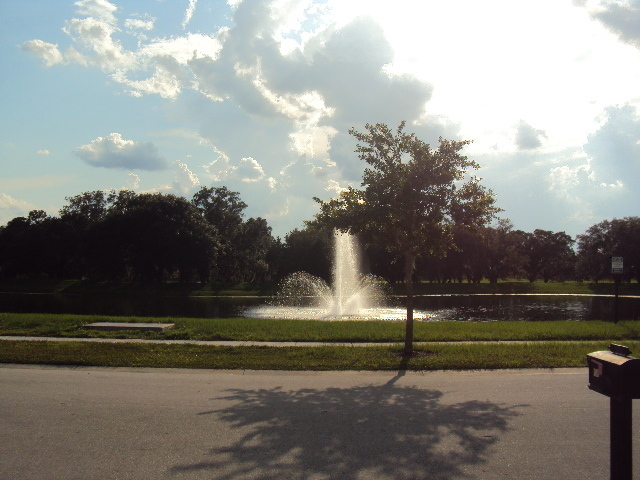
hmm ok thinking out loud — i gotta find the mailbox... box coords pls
[587,344,640,399]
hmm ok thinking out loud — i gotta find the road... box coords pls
[1,365,638,479]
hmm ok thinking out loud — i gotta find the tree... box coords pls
[311,122,500,354]
[100,193,219,283]
[229,217,274,283]
[191,186,276,282]
[519,229,575,282]
[577,217,640,282]
[278,227,333,282]
[192,186,247,282]
[59,190,136,278]
[483,221,524,283]
[0,211,74,278]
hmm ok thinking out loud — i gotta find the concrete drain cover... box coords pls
[84,322,175,332]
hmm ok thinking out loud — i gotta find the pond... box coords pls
[410,294,640,322]
[1,292,639,322]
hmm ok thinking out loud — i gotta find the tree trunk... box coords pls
[404,253,416,355]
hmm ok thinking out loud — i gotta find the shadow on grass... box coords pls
[171,375,523,479]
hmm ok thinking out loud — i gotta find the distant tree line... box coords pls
[0,187,273,284]
[0,188,638,284]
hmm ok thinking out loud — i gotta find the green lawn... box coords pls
[1,279,638,371]
[1,339,634,371]
[1,313,639,343]
[1,312,639,370]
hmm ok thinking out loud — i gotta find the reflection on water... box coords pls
[413,294,640,322]
[0,293,261,319]
[0,292,639,321]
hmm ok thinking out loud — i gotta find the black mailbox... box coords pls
[587,344,640,399]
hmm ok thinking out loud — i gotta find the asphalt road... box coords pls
[1,365,638,480]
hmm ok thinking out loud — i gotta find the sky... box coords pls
[1,0,640,239]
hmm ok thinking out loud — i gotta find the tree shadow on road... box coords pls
[170,372,524,480]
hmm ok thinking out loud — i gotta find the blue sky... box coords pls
[2,0,640,239]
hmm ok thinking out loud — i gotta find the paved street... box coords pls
[1,365,638,479]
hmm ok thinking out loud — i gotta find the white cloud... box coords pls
[61,1,136,73]
[182,0,198,29]
[36,149,50,155]
[111,60,184,98]
[20,40,64,67]
[204,150,276,189]
[125,17,155,31]
[74,133,168,170]
[516,121,548,150]
[204,148,235,182]
[600,180,624,189]
[172,160,200,194]
[584,104,640,190]
[19,0,640,238]
[74,0,118,24]
[140,34,223,64]
[585,0,640,49]
[324,179,345,196]
[549,162,593,197]
[126,173,140,189]
[0,193,35,225]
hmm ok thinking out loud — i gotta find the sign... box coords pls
[611,256,624,274]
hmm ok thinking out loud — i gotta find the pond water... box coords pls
[1,292,639,322]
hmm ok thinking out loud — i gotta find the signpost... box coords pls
[611,257,623,323]
[612,257,624,274]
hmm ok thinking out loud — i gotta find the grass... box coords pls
[1,313,640,342]
[1,312,639,371]
[1,339,636,371]
[1,283,639,371]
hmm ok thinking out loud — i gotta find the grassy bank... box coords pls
[2,313,640,342]
[2,339,636,371]
[1,312,639,370]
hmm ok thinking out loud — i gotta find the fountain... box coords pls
[247,230,429,321]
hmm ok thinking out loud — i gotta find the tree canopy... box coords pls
[311,121,500,353]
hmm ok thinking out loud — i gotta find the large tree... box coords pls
[518,229,575,282]
[311,122,500,354]
[99,193,219,283]
[191,186,275,282]
[577,217,640,282]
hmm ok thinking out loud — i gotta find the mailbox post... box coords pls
[587,344,640,480]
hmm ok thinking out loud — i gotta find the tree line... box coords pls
[1,193,638,286]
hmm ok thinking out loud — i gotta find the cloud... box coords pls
[172,160,200,194]
[189,1,437,197]
[36,149,50,155]
[521,103,640,231]
[548,161,594,197]
[515,121,547,150]
[22,0,469,235]
[126,173,140,189]
[182,0,198,29]
[20,40,64,67]
[583,104,640,190]
[0,193,35,225]
[204,149,275,189]
[588,0,640,49]
[125,17,155,31]
[61,0,136,73]
[74,133,168,170]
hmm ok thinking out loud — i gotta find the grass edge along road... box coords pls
[1,339,639,371]
[2,313,640,342]
[0,313,640,343]
[2,313,639,371]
